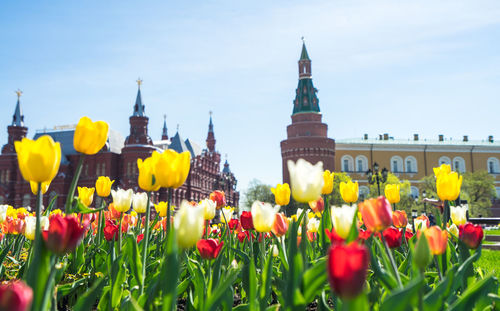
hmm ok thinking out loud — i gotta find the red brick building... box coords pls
[280,43,336,183]
[0,84,239,210]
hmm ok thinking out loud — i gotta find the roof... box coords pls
[185,138,202,158]
[300,42,310,61]
[33,127,125,163]
[12,99,24,127]
[133,89,145,117]
[168,132,189,153]
[336,137,500,147]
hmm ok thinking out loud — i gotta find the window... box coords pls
[96,163,101,176]
[405,156,418,173]
[359,186,370,200]
[101,163,106,175]
[341,155,354,172]
[438,156,451,166]
[355,156,368,173]
[487,157,499,173]
[411,186,419,199]
[22,194,31,208]
[453,157,466,173]
[390,156,403,173]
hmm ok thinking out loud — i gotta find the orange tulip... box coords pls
[358,196,392,232]
[308,197,324,214]
[421,226,448,255]
[271,213,289,237]
[392,210,408,228]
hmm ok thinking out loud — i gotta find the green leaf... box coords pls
[111,260,127,308]
[345,207,359,244]
[74,197,106,214]
[341,293,369,311]
[302,257,327,303]
[448,274,497,311]
[160,227,179,311]
[206,266,240,310]
[73,277,106,311]
[125,235,143,289]
[424,266,456,311]
[380,276,424,311]
[259,250,274,309]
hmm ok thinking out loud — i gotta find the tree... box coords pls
[326,172,352,206]
[242,179,275,211]
[461,170,497,217]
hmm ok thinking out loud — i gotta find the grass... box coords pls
[485,229,500,236]
[475,249,500,294]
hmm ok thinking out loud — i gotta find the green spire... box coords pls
[300,42,310,60]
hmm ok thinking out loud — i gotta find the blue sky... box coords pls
[1,0,500,193]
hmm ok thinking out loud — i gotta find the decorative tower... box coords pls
[161,114,168,140]
[280,41,335,184]
[124,79,153,146]
[2,90,28,154]
[206,111,216,152]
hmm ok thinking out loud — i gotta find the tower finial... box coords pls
[176,124,180,132]
[136,78,143,89]
[301,36,305,43]
[164,114,167,121]
[15,89,23,99]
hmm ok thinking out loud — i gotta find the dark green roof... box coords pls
[300,43,310,61]
[292,78,320,114]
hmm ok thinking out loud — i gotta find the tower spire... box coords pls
[293,40,319,114]
[12,89,24,127]
[206,111,216,152]
[133,78,145,117]
[161,114,168,140]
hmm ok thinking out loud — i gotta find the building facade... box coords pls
[280,43,336,184]
[0,84,239,210]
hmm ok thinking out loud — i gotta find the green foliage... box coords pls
[326,172,351,206]
[461,170,497,217]
[242,179,275,210]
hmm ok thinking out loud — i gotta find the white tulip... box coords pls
[307,217,320,233]
[287,159,324,203]
[199,199,216,220]
[111,188,134,212]
[251,201,280,232]
[174,200,204,249]
[132,192,149,214]
[450,204,468,226]
[331,205,357,239]
[0,205,8,223]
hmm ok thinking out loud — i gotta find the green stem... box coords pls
[26,182,43,308]
[166,188,172,233]
[381,233,403,287]
[40,255,57,310]
[118,212,124,251]
[65,154,85,213]
[442,200,450,229]
[140,192,151,295]
[434,255,443,281]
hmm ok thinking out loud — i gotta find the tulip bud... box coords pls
[287,159,324,203]
[447,223,459,238]
[384,184,400,204]
[77,187,95,207]
[73,116,109,155]
[197,239,224,260]
[132,192,148,214]
[240,211,254,230]
[199,199,216,220]
[359,196,392,232]
[414,233,432,271]
[307,217,320,233]
[308,197,324,213]
[209,190,226,209]
[271,213,289,237]
[272,244,279,257]
[154,201,168,217]
[137,156,161,192]
[0,205,8,223]
[111,188,133,213]
[95,176,114,197]
[414,215,430,231]
[450,204,468,226]
[322,170,334,195]
[422,226,448,255]
[327,242,369,299]
[339,180,359,203]
[270,183,291,206]
[220,207,234,223]
[382,227,402,248]
[15,135,61,183]
[154,150,191,189]
[436,171,462,201]
[104,220,119,241]
[174,201,204,249]
[458,223,483,249]
[0,280,33,311]
[392,210,408,228]
[42,215,86,254]
[251,201,279,233]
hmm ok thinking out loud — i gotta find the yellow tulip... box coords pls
[270,183,290,206]
[137,156,161,191]
[220,207,234,223]
[30,180,51,195]
[436,171,462,201]
[339,180,359,203]
[15,135,61,183]
[73,116,109,155]
[78,187,95,207]
[155,201,168,217]
[433,164,451,178]
[153,150,191,188]
[174,201,204,249]
[322,170,334,195]
[95,176,114,197]
[384,184,400,204]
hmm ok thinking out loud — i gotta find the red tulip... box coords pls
[359,196,392,232]
[228,219,239,230]
[459,223,483,249]
[197,239,224,259]
[327,242,370,299]
[42,215,86,255]
[405,228,414,241]
[240,211,254,230]
[325,228,345,245]
[137,233,144,243]
[0,280,33,311]
[392,210,408,228]
[209,190,226,209]
[308,197,324,213]
[382,227,402,248]
[103,220,119,241]
[358,229,372,242]
[237,231,252,243]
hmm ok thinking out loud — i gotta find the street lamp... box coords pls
[422,190,427,215]
[366,162,388,196]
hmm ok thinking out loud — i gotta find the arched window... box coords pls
[405,156,418,173]
[438,156,451,166]
[487,157,500,173]
[410,186,419,199]
[390,156,403,173]
[341,155,354,172]
[101,163,106,175]
[453,157,466,173]
[22,194,31,208]
[355,155,368,173]
[359,186,370,200]
[96,163,101,176]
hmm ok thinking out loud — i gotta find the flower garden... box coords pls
[0,116,498,310]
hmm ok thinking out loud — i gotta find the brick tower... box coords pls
[280,42,335,184]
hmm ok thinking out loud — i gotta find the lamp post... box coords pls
[366,162,388,196]
[422,190,427,215]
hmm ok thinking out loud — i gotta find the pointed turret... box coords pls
[161,114,168,140]
[222,159,231,174]
[206,112,216,152]
[2,90,28,154]
[133,79,145,117]
[293,40,319,114]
